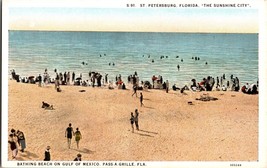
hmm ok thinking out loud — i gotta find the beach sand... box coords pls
[7,80,258,161]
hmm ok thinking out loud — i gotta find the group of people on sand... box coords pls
[130,109,140,133]
[43,146,82,161]
[8,129,26,160]
[186,74,258,94]
[8,123,83,161]
[11,68,258,95]
[65,123,82,149]
[45,123,82,161]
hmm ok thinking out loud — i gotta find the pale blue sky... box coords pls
[9,7,258,33]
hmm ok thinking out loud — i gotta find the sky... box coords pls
[8,2,259,33]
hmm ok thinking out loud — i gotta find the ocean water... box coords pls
[8,31,258,87]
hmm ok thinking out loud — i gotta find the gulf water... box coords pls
[8,31,258,87]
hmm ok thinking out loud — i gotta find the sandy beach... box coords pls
[7,80,258,161]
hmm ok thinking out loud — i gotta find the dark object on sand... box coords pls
[196,95,218,101]
[188,101,193,105]
[144,81,152,89]
[42,101,50,108]
[79,90,86,92]
[42,102,54,110]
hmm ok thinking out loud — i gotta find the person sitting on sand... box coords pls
[108,82,114,89]
[198,78,206,91]
[180,85,189,93]
[42,101,50,108]
[222,85,227,91]
[172,84,179,91]
[42,101,54,110]
[56,85,61,92]
[190,79,198,91]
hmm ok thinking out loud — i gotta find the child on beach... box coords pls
[130,112,135,133]
[74,153,82,161]
[65,123,75,149]
[74,128,82,149]
[44,146,51,161]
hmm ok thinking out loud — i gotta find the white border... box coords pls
[2,0,266,167]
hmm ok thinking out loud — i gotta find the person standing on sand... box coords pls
[8,134,18,160]
[44,146,51,161]
[74,128,82,149]
[65,123,75,149]
[130,112,135,133]
[134,109,139,131]
[132,84,138,97]
[38,74,42,87]
[72,72,75,82]
[140,92,144,107]
[17,130,26,152]
[166,80,169,93]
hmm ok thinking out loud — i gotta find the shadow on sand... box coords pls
[74,148,95,154]
[143,106,154,109]
[134,132,154,137]
[18,150,39,160]
[139,129,158,135]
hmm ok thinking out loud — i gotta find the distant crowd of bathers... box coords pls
[10,69,258,94]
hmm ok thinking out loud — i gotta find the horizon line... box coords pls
[8,29,259,34]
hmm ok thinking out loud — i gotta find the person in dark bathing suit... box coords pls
[44,146,51,161]
[134,109,139,131]
[130,112,135,133]
[65,123,74,149]
[140,92,144,107]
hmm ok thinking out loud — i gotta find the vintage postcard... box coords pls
[2,0,266,167]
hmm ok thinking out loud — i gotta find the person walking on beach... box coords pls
[134,109,139,131]
[8,134,18,160]
[74,153,82,161]
[132,84,138,97]
[140,92,144,107]
[17,130,26,152]
[74,128,82,149]
[44,146,51,161]
[130,112,135,133]
[65,123,75,149]
[177,65,180,71]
